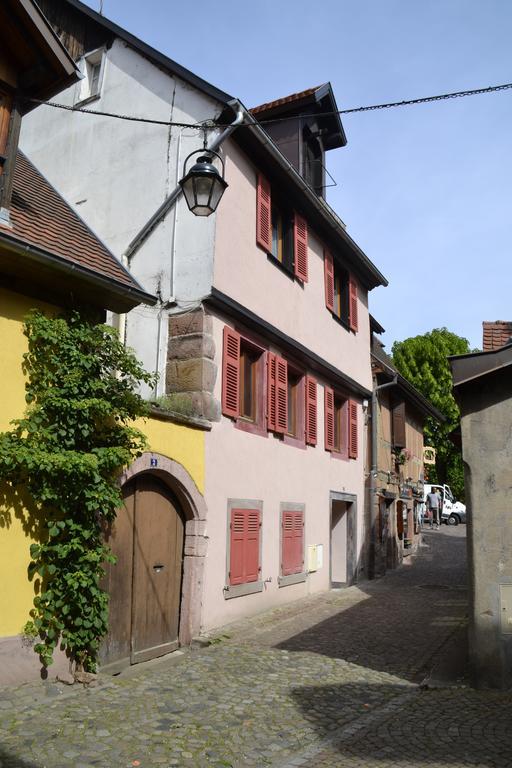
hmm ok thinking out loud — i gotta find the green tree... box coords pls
[0,310,155,673]
[391,327,472,499]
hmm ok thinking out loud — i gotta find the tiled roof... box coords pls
[6,151,138,290]
[251,86,323,115]
[482,321,512,352]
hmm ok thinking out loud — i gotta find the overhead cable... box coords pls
[28,81,512,130]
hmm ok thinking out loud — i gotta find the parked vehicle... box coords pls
[423,484,466,526]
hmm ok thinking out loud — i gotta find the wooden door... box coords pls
[101,475,185,669]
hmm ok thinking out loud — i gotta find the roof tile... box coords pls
[251,86,323,115]
[6,151,139,291]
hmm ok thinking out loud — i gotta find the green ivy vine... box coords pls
[0,310,155,673]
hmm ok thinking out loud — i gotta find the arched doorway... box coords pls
[101,474,186,670]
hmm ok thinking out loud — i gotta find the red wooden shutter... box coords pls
[324,249,334,312]
[229,509,246,585]
[349,276,359,332]
[222,326,240,418]
[244,509,261,582]
[324,387,335,451]
[293,213,308,282]
[256,174,272,252]
[349,399,358,458]
[267,352,277,431]
[275,356,288,433]
[282,510,304,576]
[305,376,317,446]
[229,508,261,585]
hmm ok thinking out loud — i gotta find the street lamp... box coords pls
[179,149,228,217]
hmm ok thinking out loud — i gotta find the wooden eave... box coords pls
[1,0,79,112]
[0,234,156,313]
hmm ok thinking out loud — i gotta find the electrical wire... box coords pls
[28,81,512,130]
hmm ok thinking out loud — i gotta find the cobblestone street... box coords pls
[2,526,511,768]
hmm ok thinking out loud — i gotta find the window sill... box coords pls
[235,418,267,438]
[278,572,307,588]
[329,310,351,332]
[223,581,263,599]
[266,254,295,281]
[282,433,306,450]
[327,448,349,461]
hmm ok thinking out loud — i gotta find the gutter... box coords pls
[0,231,156,309]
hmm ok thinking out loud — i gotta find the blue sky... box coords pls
[85,0,511,351]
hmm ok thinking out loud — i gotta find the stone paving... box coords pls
[1,526,510,767]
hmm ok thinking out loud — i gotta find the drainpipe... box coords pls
[369,375,397,579]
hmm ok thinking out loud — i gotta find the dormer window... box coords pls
[76,48,105,104]
[303,126,324,195]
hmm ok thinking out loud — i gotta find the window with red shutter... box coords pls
[222,327,240,419]
[324,387,335,451]
[349,399,358,458]
[229,508,261,586]
[256,174,272,252]
[349,276,359,332]
[293,213,308,282]
[324,249,334,312]
[281,509,304,576]
[305,376,317,446]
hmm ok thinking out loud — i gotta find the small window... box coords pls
[271,202,294,273]
[76,49,105,104]
[239,344,259,422]
[287,370,301,438]
[324,250,358,331]
[221,326,266,435]
[224,500,264,599]
[333,394,347,453]
[281,509,305,577]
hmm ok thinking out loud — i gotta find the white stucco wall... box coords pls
[201,313,368,630]
[214,139,373,393]
[20,38,221,394]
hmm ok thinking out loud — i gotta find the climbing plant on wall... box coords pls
[0,310,155,673]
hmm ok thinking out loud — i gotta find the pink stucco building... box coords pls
[21,0,388,667]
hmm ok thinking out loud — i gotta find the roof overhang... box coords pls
[371,352,445,422]
[0,231,156,312]
[1,0,79,113]
[57,0,233,106]
[449,343,512,389]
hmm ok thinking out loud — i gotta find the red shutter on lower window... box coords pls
[229,509,246,585]
[244,509,261,583]
[222,326,240,419]
[282,510,304,576]
[324,387,335,451]
[324,249,334,312]
[349,399,358,458]
[275,356,288,434]
[349,276,359,332]
[305,376,317,446]
[256,174,272,252]
[230,508,260,585]
[293,213,308,282]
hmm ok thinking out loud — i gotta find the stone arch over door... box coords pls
[119,452,207,647]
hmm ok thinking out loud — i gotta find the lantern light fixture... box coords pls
[179,149,228,217]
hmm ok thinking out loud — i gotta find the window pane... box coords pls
[240,348,258,420]
[271,205,283,262]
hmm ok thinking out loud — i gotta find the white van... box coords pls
[423,484,466,526]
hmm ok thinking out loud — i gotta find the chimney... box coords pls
[482,321,512,351]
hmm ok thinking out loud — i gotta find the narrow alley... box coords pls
[1,526,511,768]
